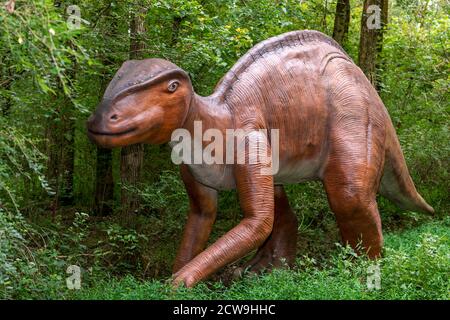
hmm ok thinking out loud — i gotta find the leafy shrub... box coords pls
[94,223,148,272]
[0,208,67,299]
[68,218,449,300]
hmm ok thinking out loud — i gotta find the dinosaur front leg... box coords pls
[172,161,274,287]
[234,185,298,276]
[173,165,218,273]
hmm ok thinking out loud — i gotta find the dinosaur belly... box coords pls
[187,163,236,190]
[186,157,322,190]
[274,158,323,184]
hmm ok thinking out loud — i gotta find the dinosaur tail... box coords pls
[379,119,434,214]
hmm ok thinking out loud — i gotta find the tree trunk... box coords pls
[375,0,389,91]
[92,5,117,216]
[45,116,58,217]
[332,0,350,45]
[45,107,75,208]
[94,147,114,215]
[358,0,389,87]
[171,16,183,46]
[0,52,13,117]
[120,5,147,221]
[321,0,329,31]
[120,143,144,216]
[129,7,147,57]
[60,115,75,205]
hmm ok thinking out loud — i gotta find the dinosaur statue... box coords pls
[87,30,434,287]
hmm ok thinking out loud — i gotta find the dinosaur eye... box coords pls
[167,80,179,93]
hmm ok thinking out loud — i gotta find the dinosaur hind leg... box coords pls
[322,60,386,258]
[323,146,384,258]
[234,185,298,276]
[325,186,383,258]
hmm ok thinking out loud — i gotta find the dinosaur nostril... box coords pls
[110,114,118,121]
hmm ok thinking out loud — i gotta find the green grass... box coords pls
[66,217,450,300]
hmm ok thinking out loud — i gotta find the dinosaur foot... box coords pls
[232,234,297,279]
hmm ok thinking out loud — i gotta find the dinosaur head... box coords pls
[87,58,193,148]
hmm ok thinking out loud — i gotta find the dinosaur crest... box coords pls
[103,58,182,101]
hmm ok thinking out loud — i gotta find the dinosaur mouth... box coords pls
[88,127,137,137]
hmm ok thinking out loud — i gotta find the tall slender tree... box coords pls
[358,0,389,87]
[46,45,77,207]
[120,4,147,221]
[0,54,13,117]
[332,0,350,45]
[93,2,117,216]
[94,146,114,215]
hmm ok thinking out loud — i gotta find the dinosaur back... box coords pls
[213,30,350,103]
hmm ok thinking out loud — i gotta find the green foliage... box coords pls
[0,121,51,212]
[380,219,450,299]
[379,1,449,217]
[0,0,94,113]
[94,223,148,271]
[67,218,450,300]
[135,170,188,213]
[0,207,67,299]
[0,208,27,299]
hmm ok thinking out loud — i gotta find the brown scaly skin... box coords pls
[87,30,434,288]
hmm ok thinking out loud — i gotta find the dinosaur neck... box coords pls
[182,93,233,133]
